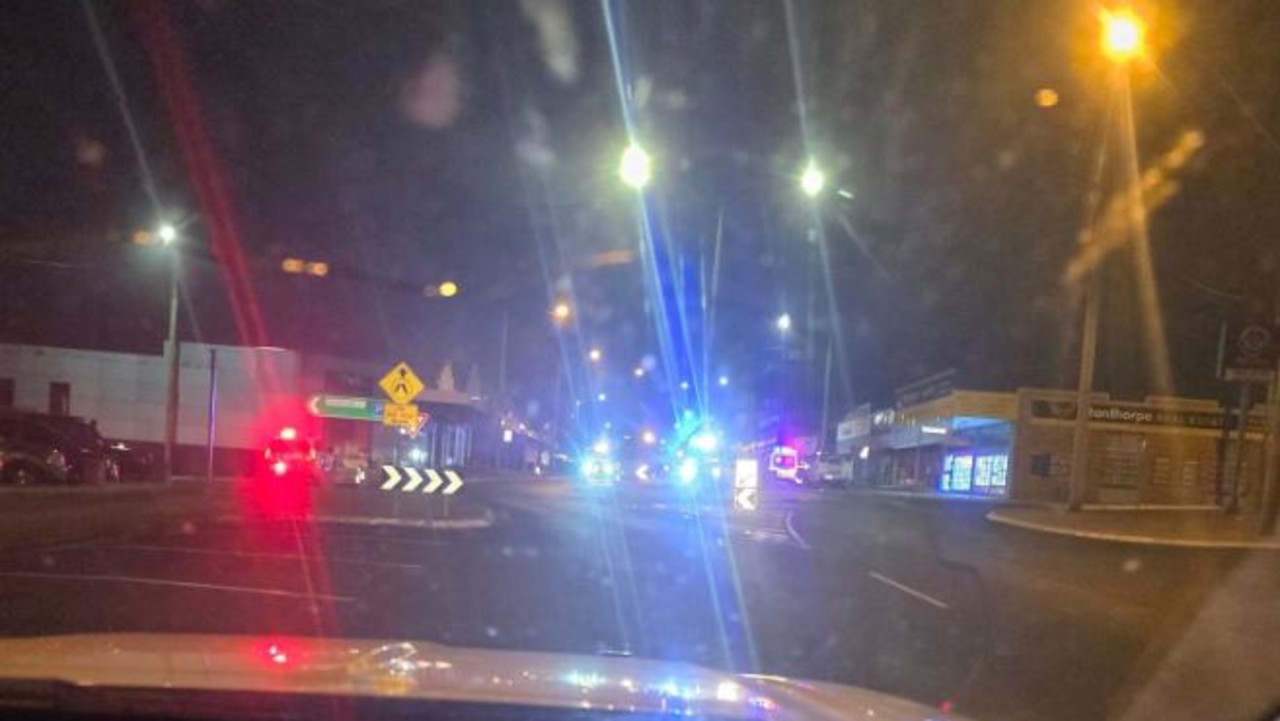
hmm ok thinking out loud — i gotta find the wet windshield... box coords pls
[0,3,1278,721]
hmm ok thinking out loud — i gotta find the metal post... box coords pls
[205,348,217,483]
[498,309,510,400]
[1067,267,1102,510]
[1214,323,1232,506]
[163,250,181,482]
[1260,303,1280,534]
[1228,383,1251,515]
[1260,370,1280,534]
[820,335,833,455]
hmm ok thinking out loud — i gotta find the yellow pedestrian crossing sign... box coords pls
[379,362,425,405]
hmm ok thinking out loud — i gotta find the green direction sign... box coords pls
[306,395,385,422]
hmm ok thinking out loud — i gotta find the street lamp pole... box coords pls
[1068,9,1145,511]
[163,240,181,482]
[1067,266,1101,510]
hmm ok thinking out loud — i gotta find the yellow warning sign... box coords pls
[379,362,425,404]
[383,402,419,428]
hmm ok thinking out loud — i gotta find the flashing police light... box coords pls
[677,458,699,485]
[690,431,719,454]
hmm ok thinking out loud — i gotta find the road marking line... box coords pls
[0,571,355,603]
[783,510,812,550]
[313,512,494,530]
[91,544,427,569]
[868,571,951,610]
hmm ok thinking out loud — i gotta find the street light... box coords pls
[157,224,177,245]
[1101,9,1144,61]
[776,313,793,334]
[718,375,729,387]
[800,161,826,198]
[588,348,603,363]
[619,143,652,189]
[438,281,459,298]
[633,366,645,378]
[1068,7,1147,511]
[551,301,572,324]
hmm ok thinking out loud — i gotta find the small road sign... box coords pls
[1221,323,1279,383]
[379,362,425,405]
[733,458,760,511]
[383,402,419,428]
[380,466,464,495]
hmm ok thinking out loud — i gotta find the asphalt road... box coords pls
[0,475,1270,721]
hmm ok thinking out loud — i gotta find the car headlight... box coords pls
[677,458,698,484]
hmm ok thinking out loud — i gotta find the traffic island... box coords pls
[231,483,495,530]
[987,505,1280,549]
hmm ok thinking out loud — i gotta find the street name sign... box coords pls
[306,395,384,422]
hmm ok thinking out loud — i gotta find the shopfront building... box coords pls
[845,379,1267,507]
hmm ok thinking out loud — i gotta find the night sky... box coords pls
[2,0,1279,425]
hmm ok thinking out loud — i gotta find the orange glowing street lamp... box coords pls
[1101,9,1145,62]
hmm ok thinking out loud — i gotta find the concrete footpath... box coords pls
[987,505,1280,549]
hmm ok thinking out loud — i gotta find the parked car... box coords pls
[813,452,853,488]
[0,412,119,485]
[103,440,162,482]
[31,414,155,482]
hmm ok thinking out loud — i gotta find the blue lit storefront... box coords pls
[937,420,1014,496]
[856,375,1019,497]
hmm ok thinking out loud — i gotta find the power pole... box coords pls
[498,309,510,399]
[1067,267,1102,510]
[820,335,833,454]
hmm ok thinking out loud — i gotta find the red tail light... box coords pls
[271,460,289,476]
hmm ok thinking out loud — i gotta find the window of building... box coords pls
[49,382,70,416]
[945,454,973,492]
[0,378,13,407]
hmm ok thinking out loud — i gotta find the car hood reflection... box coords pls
[0,633,966,720]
